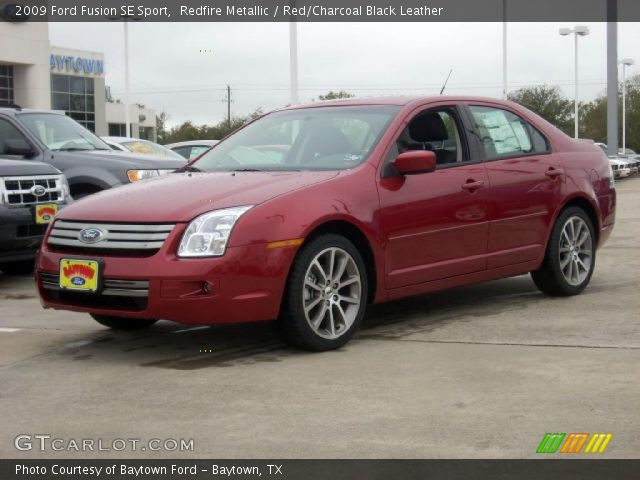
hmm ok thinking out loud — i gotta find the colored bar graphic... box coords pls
[537,433,566,453]
[560,433,589,453]
[537,433,613,454]
[584,433,613,453]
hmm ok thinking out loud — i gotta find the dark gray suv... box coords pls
[0,106,185,198]
[0,159,69,274]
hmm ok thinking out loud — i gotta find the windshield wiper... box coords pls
[175,165,202,173]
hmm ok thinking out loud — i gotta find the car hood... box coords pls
[82,149,186,167]
[58,170,340,223]
[0,159,61,176]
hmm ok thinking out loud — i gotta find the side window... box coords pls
[469,106,549,160]
[189,146,209,158]
[172,146,192,158]
[0,118,28,155]
[396,108,467,166]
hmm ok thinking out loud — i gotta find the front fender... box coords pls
[63,167,122,190]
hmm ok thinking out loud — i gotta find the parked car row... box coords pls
[25,96,617,351]
[595,142,640,179]
[0,105,188,274]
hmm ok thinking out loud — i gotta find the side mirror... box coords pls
[5,138,34,157]
[392,150,436,175]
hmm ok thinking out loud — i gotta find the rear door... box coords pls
[465,104,564,269]
[377,105,490,289]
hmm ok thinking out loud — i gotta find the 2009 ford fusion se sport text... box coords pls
[35,96,616,351]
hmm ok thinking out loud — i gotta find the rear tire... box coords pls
[0,260,34,275]
[90,314,157,330]
[278,234,368,351]
[531,207,596,296]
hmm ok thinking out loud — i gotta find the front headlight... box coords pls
[59,175,71,199]
[127,169,161,182]
[609,164,615,189]
[178,206,253,258]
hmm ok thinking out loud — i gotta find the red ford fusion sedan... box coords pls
[36,96,616,351]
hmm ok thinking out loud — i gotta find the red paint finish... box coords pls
[36,96,615,324]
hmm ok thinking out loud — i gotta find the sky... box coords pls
[49,22,640,128]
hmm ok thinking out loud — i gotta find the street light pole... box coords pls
[502,0,508,99]
[124,20,130,138]
[289,21,299,104]
[620,58,635,152]
[574,31,579,138]
[559,26,590,139]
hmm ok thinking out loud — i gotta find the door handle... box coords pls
[461,180,485,191]
[545,167,564,178]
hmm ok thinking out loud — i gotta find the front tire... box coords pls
[90,314,157,330]
[531,207,596,296]
[278,234,368,351]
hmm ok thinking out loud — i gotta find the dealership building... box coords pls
[0,21,156,139]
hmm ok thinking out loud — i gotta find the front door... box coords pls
[377,106,490,290]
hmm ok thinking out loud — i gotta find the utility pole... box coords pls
[502,0,508,99]
[222,85,232,128]
[606,0,619,156]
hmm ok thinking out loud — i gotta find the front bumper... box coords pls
[36,229,297,324]
[0,206,56,264]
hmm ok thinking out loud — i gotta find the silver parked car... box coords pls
[102,136,184,160]
[165,140,219,159]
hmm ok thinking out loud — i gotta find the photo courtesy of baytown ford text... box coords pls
[0,0,639,478]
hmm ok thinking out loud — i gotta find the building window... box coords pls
[0,65,14,106]
[51,74,96,132]
[108,123,127,136]
[139,126,154,141]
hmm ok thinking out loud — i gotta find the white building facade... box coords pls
[0,21,155,139]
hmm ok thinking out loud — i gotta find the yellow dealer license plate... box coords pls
[34,203,58,224]
[59,259,101,292]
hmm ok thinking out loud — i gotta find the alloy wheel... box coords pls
[559,216,593,286]
[302,247,362,340]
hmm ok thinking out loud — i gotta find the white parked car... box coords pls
[610,158,631,179]
[165,140,219,159]
[596,143,636,176]
[102,136,184,160]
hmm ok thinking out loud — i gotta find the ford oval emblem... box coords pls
[79,228,105,244]
[31,185,47,197]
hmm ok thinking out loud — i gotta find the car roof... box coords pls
[277,95,519,111]
[166,140,219,148]
[0,107,65,117]
[101,136,153,144]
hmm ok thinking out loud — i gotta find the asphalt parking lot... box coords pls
[1,178,638,460]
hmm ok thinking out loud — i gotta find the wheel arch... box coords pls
[299,219,378,304]
[555,194,601,245]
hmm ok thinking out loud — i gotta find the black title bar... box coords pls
[1,0,639,22]
[3,460,640,480]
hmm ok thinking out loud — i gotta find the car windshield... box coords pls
[192,105,401,172]
[121,139,184,159]
[17,113,111,151]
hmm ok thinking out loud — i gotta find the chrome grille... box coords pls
[40,272,149,298]
[47,221,175,251]
[1,175,65,206]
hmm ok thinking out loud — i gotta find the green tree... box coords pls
[508,85,574,136]
[317,90,355,101]
[159,108,263,145]
[581,73,640,152]
[155,111,169,144]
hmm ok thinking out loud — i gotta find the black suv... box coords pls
[0,107,185,198]
[0,159,69,274]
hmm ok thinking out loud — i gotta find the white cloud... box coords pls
[49,21,640,127]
